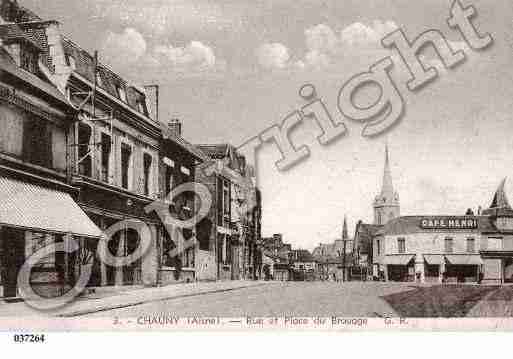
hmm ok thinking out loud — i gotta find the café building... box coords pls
[372,179,513,284]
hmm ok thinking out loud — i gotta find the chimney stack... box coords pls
[168,118,182,137]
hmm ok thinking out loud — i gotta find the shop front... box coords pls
[384,255,415,282]
[444,255,482,283]
[423,255,443,283]
[480,251,513,284]
[0,176,102,299]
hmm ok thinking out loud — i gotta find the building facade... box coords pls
[313,217,352,281]
[373,216,486,283]
[196,144,260,281]
[1,8,102,298]
[158,120,211,284]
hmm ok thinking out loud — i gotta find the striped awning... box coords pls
[384,255,415,265]
[424,255,444,265]
[445,255,483,265]
[0,177,102,238]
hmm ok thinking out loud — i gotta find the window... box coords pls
[182,247,195,268]
[136,99,148,116]
[100,133,111,183]
[121,143,132,190]
[445,237,454,253]
[164,164,174,199]
[223,180,230,221]
[20,45,38,73]
[466,238,475,253]
[96,72,103,87]
[217,178,231,226]
[376,239,381,256]
[143,153,153,196]
[23,115,52,168]
[397,238,406,254]
[116,85,127,102]
[66,55,76,70]
[25,233,56,269]
[77,123,92,177]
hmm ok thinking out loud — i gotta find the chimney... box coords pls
[168,118,182,137]
[144,85,159,122]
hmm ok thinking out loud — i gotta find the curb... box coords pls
[57,282,271,317]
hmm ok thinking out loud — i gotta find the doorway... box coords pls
[1,227,26,298]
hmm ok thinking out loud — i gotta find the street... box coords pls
[81,282,414,318]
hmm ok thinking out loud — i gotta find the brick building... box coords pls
[1,7,103,298]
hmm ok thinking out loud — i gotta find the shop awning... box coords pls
[424,255,444,265]
[384,255,415,265]
[0,177,103,238]
[445,255,483,265]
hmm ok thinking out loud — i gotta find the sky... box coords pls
[19,0,513,250]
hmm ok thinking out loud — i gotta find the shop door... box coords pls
[1,228,26,298]
[123,229,141,285]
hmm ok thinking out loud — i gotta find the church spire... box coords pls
[490,177,511,209]
[342,216,348,240]
[381,144,394,198]
[373,145,400,225]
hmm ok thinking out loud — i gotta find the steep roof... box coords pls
[61,37,151,118]
[0,23,41,50]
[2,2,152,120]
[197,144,229,159]
[161,123,209,162]
[490,178,510,209]
[0,46,74,112]
[482,178,513,218]
[354,222,383,255]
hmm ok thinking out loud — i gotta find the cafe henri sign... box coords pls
[420,217,478,230]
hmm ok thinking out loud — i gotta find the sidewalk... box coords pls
[0,280,272,317]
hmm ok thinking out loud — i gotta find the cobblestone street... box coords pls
[81,282,414,318]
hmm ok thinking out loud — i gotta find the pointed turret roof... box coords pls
[490,178,511,209]
[381,144,394,198]
[482,178,513,217]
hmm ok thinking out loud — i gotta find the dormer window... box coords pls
[116,85,127,102]
[95,72,103,88]
[66,54,76,70]
[20,45,38,74]
[136,98,148,116]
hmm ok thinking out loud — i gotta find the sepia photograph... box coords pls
[1,0,513,338]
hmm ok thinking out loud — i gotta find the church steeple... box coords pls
[381,144,394,199]
[342,216,349,240]
[373,145,400,225]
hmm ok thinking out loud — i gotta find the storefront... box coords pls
[384,255,415,282]
[374,216,488,284]
[0,176,102,299]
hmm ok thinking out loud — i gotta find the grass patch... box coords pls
[381,285,499,317]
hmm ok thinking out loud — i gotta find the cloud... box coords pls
[340,20,398,47]
[150,41,219,71]
[256,20,398,71]
[255,43,291,69]
[98,27,223,75]
[100,28,147,67]
[305,24,338,54]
